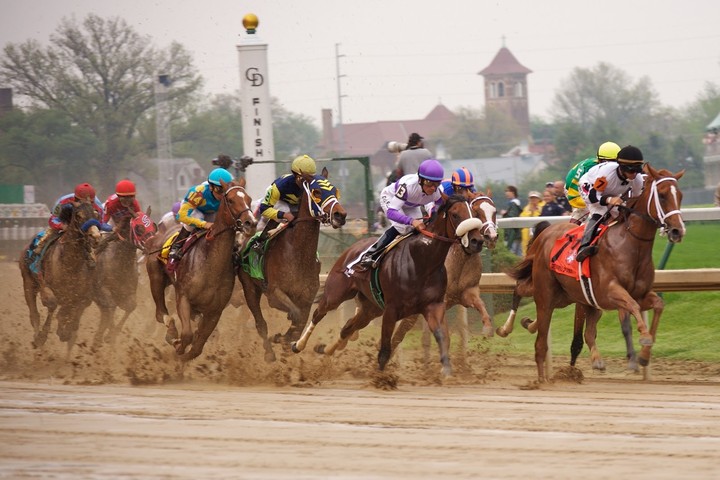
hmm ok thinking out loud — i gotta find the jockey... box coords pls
[33,182,106,254]
[102,179,142,226]
[565,141,621,224]
[167,168,234,263]
[250,154,317,252]
[355,158,445,269]
[575,145,645,262]
[158,201,181,235]
[439,167,476,199]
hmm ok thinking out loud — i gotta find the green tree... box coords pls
[440,107,521,159]
[0,14,202,194]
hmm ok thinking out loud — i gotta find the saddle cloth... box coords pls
[549,224,608,278]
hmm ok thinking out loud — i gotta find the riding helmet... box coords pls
[418,159,444,182]
[291,155,317,176]
[208,168,234,187]
[597,142,621,162]
[74,183,96,200]
[115,179,136,196]
[451,167,474,187]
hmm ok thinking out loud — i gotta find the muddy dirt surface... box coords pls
[2,261,719,479]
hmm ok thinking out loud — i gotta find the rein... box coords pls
[618,176,681,242]
[420,198,473,243]
[469,195,498,236]
[206,185,250,241]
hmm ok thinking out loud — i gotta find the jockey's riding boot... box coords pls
[168,228,191,262]
[358,227,399,268]
[33,229,54,255]
[252,221,277,253]
[575,214,602,262]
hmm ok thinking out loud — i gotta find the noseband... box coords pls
[224,185,254,230]
[621,176,683,240]
[469,195,498,237]
[301,182,340,226]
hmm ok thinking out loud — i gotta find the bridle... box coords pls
[469,195,498,238]
[300,181,341,226]
[207,184,254,239]
[620,176,683,241]
[420,198,477,244]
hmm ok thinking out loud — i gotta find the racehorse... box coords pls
[236,168,346,362]
[19,201,103,351]
[93,208,157,346]
[390,192,499,359]
[292,194,485,376]
[507,165,685,382]
[146,178,256,361]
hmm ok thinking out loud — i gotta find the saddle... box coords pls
[25,231,62,275]
[159,230,207,265]
[549,223,609,278]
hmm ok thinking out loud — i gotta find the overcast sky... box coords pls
[2,0,719,128]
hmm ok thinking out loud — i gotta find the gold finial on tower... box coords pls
[243,13,259,34]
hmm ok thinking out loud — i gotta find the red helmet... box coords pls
[116,179,136,196]
[74,183,96,200]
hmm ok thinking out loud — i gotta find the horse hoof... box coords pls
[290,342,300,353]
[482,325,494,338]
[264,351,276,363]
[639,334,654,346]
[271,333,284,344]
[441,366,452,378]
[638,356,649,367]
[627,359,640,372]
[314,344,326,354]
[520,317,533,330]
[592,360,606,371]
[495,327,509,338]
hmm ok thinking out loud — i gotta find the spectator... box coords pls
[541,189,566,217]
[501,185,522,256]
[395,133,433,178]
[552,180,572,214]
[519,190,545,255]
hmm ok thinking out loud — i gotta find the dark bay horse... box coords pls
[19,202,102,351]
[390,192,499,359]
[292,194,485,376]
[146,178,256,361]
[237,168,346,361]
[507,165,685,382]
[93,208,157,346]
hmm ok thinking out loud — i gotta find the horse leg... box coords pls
[174,294,193,356]
[377,311,399,371]
[496,288,522,337]
[241,280,276,362]
[421,321,432,364]
[533,303,554,383]
[147,260,171,325]
[389,315,419,359]
[93,306,114,347]
[638,292,664,378]
[424,301,452,377]
[570,305,584,367]
[584,307,604,371]
[107,309,132,344]
[463,289,494,338]
[318,296,377,356]
[21,271,47,347]
[180,311,222,361]
[606,286,652,347]
[619,310,639,372]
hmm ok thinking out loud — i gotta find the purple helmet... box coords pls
[418,159,444,182]
[172,201,181,216]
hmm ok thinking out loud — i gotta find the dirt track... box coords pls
[2,261,720,478]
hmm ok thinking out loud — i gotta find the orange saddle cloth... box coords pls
[549,224,607,278]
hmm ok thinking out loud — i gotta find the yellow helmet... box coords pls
[597,141,621,162]
[291,154,316,176]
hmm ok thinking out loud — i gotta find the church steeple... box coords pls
[478,42,532,138]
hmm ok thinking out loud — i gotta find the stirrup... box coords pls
[576,245,598,262]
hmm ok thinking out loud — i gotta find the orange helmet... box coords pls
[74,183,96,200]
[115,179,136,196]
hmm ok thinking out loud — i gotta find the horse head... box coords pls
[220,177,257,236]
[306,167,347,229]
[468,191,498,249]
[130,207,158,252]
[641,164,686,244]
[432,194,484,254]
[73,201,102,245]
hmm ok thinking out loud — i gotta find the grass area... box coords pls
[470,222,720,363]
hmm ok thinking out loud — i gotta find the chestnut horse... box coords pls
[390,192,499,359]
[19,202,102,351]
[292,194,485,376]
[236,168,346,361]
[93,208,157,346]
[146,178,256,361]
[507,165,685,382]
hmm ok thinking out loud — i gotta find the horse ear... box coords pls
[485,186,492,196]
[675,169,685,180]
[146,205,152,216]
[237,176,247,188]
[322,166,329,178]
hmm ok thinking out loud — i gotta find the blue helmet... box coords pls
[418,159,444,182]
[208,168,234,187]
[451,167,474,187]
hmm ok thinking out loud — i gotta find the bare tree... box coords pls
[0,14,202,194]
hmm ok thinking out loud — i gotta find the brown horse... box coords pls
[390,192,499,358]
[292,194,485,376]
[93,208,157,346]
[236,169,346,361]
[507,165,685,382]
[19,201,102,351]
[146,178,256,361]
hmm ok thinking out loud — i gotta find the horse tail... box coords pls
[507,255,534,282]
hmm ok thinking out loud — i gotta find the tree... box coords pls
[439,106,521,159]
[0,14,201,195]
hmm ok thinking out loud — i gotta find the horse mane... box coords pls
[428,194,466,222]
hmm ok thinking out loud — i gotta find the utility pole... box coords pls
[154,74,173,209]
[335,43,346,155]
